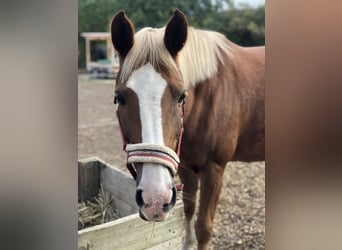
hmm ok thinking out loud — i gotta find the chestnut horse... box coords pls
[111,10,264,250]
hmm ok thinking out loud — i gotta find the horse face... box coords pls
[112,10,188,221]
[115,63,185,221]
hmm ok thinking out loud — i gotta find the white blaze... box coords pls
[126,63,173,202]
[126,63,166,144]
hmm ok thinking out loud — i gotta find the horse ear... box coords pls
[164,10,188,57]
[111,11,135,58]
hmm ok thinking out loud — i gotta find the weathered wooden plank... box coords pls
[100,163,138,217]
[78,157,137,216]
[78,157,184,249]
[78,159,101,201]
[148,234,184,250]
[78,201,184,250]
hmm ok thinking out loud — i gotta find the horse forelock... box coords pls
[118,26,234,89]
[119,27,179,84]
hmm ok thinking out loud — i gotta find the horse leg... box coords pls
[178,166,199,250]
[196,162,225,250]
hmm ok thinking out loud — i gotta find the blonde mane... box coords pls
[179,27,234,87]
[119,26,234,88]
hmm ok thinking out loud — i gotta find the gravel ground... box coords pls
[212,162,265,250]
[78,75,265,249]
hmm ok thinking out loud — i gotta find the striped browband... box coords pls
[126,143,180,177]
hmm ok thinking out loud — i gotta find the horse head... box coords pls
[111,10,188,221]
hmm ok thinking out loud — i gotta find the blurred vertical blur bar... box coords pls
[0,0,77,249]
[267,0,342,250]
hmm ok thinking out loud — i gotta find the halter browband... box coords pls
[116,103,185,180]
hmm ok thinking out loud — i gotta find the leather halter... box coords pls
[116,102,185,180]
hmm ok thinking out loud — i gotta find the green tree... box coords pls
[78,0,264,68]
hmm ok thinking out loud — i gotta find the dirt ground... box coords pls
[78,75,265,250]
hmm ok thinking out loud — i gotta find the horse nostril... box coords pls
[162,203,172,213]
[162,187,177,213]
[136,189,144,207]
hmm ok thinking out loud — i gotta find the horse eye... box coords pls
[178,91,187,104]
[114,92,125,105]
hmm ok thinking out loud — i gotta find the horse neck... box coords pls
[183,46,264,133]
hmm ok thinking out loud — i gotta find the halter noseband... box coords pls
[116,103,185,180]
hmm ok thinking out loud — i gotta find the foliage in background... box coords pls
[78,0,264,68]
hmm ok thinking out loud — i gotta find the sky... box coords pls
[234,0,265,7]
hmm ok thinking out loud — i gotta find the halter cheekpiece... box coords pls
[116,102,185,180]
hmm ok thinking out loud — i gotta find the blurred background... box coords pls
[78,0,265,70]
